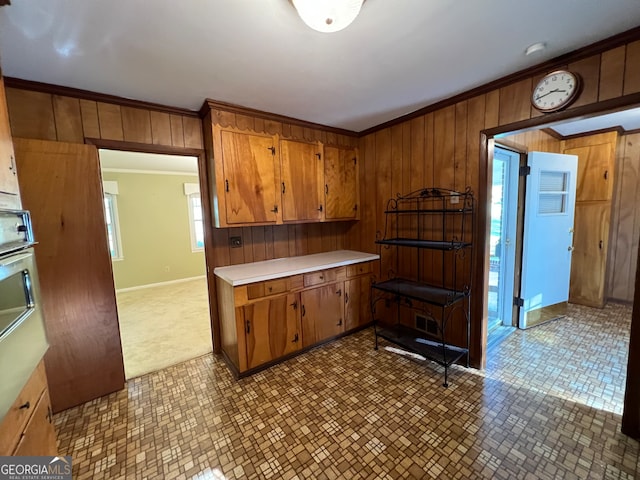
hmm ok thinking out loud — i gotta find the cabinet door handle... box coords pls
[599,240,603,250]
[282,182,286,194]
[19,401,30,410]
[316,153,321,160]
[317,205,323,212]
[268,146,276,155]
[225,179,229,192]
[325,184,329,195]
[246,320,251,334]
[336,289,342,297]
[604,170,608,180]
[270,205,278,213]
[9,155,16,175]
[345,292,349,304]
[301,305,306,317]
[290,301,298,310]
[337,319,342,326]
[292,333,299,343]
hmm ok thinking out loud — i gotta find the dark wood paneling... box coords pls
[498,78,533,126]
[52,96,83,142]
[79,100,100,139]
[599,46,626,101]
[623,40,640,95]
[96,102,124,141]
[170,114,185,147]
[149,111,173,146]
[121,106,152,144]
[5,89,56,140]
[183,116,204,149]
[13,138,125,412]
[569,55,600,108]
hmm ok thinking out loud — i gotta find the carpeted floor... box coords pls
[115,278,213,379]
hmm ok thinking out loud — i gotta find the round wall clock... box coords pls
[531,70,581,113]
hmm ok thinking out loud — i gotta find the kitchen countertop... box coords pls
[214,250,379,286]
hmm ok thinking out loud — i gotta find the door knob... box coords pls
[568,246,574,251]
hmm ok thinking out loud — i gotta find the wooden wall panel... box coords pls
[569,55,601,108]
[599,46,626,101]
[5,89,56,140]
[97,102,124,141]
[183,116,204,149]
[121,107,152,144]
[623,40,640,95]
[52,96,83,143]
[498,78,532,126]
[149,111,173,146]
[79,100,100,138]
[170,114,185,147]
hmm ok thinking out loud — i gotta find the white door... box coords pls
[519,151,578,329]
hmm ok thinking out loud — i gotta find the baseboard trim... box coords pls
[116,275,206,293]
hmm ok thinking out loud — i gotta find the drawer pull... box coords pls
[336,289,342,297]
[292,333,299,343]
[19,401,30,410]
[319,275,324,280]
[337,319,343,326]
[246,320,251,334]
[345,292,349,304]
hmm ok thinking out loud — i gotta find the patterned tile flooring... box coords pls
[54,303,639,479]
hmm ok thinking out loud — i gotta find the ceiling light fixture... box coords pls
[292,0,364,33]
[525,42,547,56]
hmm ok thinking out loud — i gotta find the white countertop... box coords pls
[214,250,379,286]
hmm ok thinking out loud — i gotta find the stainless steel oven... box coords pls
[0,210,48,421]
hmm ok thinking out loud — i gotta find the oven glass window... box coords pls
[0,269,31,337]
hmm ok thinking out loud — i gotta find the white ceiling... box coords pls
[1,1,640,132]
[99,150,198,175]
[550,107,640,137]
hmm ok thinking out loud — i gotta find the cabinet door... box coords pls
[569,202,610,307]
[345,275,372,331]
[301,283,344,347]
[220,130,279,225]
[565,143,615,202]
[324,145,358,219]
[244,293,302,369]
[0,76,19,196]
[13,389,57,456]
[280,139,323,222]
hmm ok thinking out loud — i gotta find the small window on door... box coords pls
[187,192,204,252]
[538,171,569,215]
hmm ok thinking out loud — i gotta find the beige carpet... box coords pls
[116,278,213,379]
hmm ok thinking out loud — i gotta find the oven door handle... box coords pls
[0,253,32,268]
[22,270,35,308]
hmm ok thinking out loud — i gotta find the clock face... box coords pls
[531,71,580,112]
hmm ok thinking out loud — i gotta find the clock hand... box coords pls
[535,88,567,101]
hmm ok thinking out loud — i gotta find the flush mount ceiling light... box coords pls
[525,42,547,56]
[291,0,364,33]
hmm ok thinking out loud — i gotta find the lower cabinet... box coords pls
[244,293,302,369]
[345,275,372,331]
[0,360,57,456]
[301,283,345,347]
[216,258,376,377]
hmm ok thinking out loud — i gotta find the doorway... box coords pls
[99,149,212,379]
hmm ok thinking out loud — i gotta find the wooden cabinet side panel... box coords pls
[281,140,323,222]
[0,77,19,196]
[217,278,241,369]
[570,202,610,307]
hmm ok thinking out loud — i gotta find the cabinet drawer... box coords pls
[0,360,47,455]
[247,278,288,299]
[304,269,337,287]
[12,389,57,456]
[347,262,372,277]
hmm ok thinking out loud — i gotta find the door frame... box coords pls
[85,138,220,353]
[477,92,640,439]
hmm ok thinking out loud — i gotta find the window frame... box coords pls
[187,191,205,253]
[103,192,124,261]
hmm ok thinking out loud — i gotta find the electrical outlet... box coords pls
[230,236,242,248]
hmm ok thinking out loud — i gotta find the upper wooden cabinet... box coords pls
[280,139,323,222]
[564,142,616,202]
[0,75,20,201]
[208,125,359,227]
[324,145,359,220]
[213,127,280,226]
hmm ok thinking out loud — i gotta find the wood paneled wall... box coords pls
[355,38,640,368]
[204,107,360,271]
[609,132,640,302]
[4,88,203,149]
[499,129,561,153]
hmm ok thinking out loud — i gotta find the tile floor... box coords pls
[54,302,639,479]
